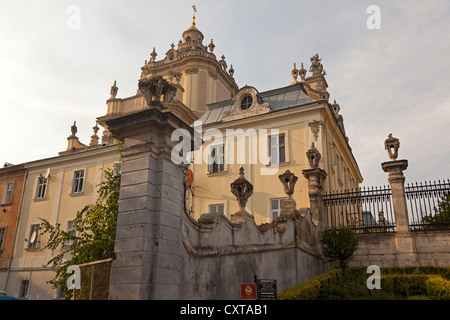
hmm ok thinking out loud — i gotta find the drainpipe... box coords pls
[3,168,28,293]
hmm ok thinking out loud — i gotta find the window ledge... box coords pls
[265,161,290,168]
[207,171,228,177]
[69,191,85,197]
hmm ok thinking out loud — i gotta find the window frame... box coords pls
[71,169,85,194]
[208,144,225,174]
[65,220,75,246]
[270,198,286,220]
[1,182,14,205]
[35,176,48,200]
[269,133,287,165]
[18,279,30,299]
[240,95,253,110]
[0,227,7,251]
[209,204,225,215]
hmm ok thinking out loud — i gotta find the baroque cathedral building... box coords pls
[0,9,361,299]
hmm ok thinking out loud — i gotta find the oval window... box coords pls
[240,96,253,110]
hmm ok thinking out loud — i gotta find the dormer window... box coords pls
[240,96,253,110]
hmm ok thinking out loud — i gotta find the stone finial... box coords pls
[208,39,215,53]
[385,133,400,161]
[110,80,118,99]
[331,100,340,117]
[138,75,177,109]
[65,121,87,152]
[278,170,298,199]
[219,55,227,71]
[230,167,253,221]
[291,63,299,83]
[89,123,100,146]
[306,142,321,169]
[299,63,306,81]
[229,64,234,76]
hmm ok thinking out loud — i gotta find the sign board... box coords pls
[256,279,277,300]
[240,283,257,300]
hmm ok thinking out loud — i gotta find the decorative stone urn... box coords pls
[306,142,321,169]
[278,170,299,220]
[230,167,253,223]
[384,133,400,161]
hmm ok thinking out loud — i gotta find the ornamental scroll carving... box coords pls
[308,120,324,141]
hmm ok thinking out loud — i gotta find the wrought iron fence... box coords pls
[406,179,450,231]
[322,186,396,233]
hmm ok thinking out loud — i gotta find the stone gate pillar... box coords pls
[381,134,410,233]
[381,134,417,265]
[302,143,327,229]
[106,107,193,300]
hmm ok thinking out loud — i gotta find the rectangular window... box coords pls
[269,134,286,165]
[19,280,29,298]
[27,224,40,249]
[65,221,74,246]
[0,227,6,251]
[72,169,85,194]
[1,182,13,204]
[270,198,285,220]
[36,176,48,199]
[208,145,224,174]
[209,204,224,214]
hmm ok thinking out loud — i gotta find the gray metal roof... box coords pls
[197,82,315,126]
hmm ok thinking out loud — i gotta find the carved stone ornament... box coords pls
[278,170,298,199]
[138,75,177,109]
[309,53,324,76]
[308,120,324,141]
[306,142,321,169]
[230,167,253,214]
[385,133,400,161]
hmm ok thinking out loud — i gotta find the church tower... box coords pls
[97,6,238,143]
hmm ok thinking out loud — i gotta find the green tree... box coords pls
[320,227,359,276]
[422,194,450,229]
[39,165,120,299]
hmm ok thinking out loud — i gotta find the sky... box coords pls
[1,0,449,187]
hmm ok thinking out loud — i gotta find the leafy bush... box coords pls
[426,275,450,300]
[278,266,450,300]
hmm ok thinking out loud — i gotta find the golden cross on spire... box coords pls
[192,5,197,27]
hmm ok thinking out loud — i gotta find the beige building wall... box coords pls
[189,99,362,225]
[4,146,120,299]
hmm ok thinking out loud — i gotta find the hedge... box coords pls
[278,266,450,300]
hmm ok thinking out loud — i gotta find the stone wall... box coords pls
[181,209,327,299]
[351,230,450,268]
